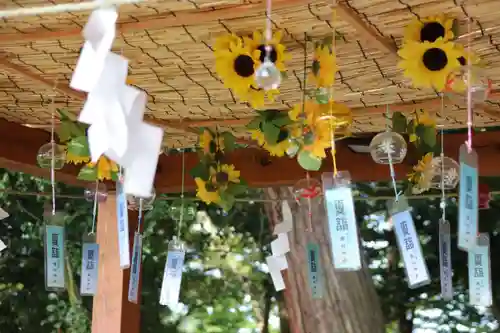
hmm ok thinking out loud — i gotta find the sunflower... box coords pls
[445,43,482,93]
[398,39,461,91]
[198,129,223,156]
[195,178,220,204]
[416,109,436,127]
[303,137,331,159]
[249,127,294,157]
[86,156,118,181]
[215,39,260,96]
[240,86,279,109]
[66,150,90,165]
[404,14,455,44]
[304,100,352,141]
[408,153,435,194]
[214,34,241,56]
[310,45,336,88]
[210,164,240,188]
[244,30,288,71]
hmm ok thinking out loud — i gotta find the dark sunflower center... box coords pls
[257,45,278,63]
[422,48,448,71]
[216,172,229,183]
[234,55,255,77]
[277,129,289,143]
[209,141,217,153]
[420,22,445,43]
[458,56,466,66]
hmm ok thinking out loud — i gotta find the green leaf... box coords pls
[315,89,329,104]
[56,109,74,121]
[219,192,235,211]
[392,112,407,133]
[262,122,280,144]
[246,118,261,130]
[56,122,74,143]
[226,183,247,196]
[222,132,236,152]
[110,171,119,182]
[77,165,97,181]
[297,150,322,171]
[416,125,436,148]
[67,136,90,157]
[272,115,293,127]
[312,60,320,76]
[190,163,210,181]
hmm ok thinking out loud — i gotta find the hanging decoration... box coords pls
[56,109,119,181]
[266,200,292,291]
[116,169,130,269]
[191,128,247,211]
[70,7,163,198]
[403,14,455,44]
[128,199,144,304]
[214,30,288,108]
[468,233,492,306]
[44,212,66,291]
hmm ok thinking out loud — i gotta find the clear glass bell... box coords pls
[127,188,156,211]
[37,142,66,170]
[429,156,460,190]
[84,182,108,203]
[446,66,491,105]
[293,177,322,206]
[369,132,407,164]
[255,59,281,91]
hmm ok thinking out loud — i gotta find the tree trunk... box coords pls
[264,187,385,333]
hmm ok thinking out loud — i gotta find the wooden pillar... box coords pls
[264,188,385,333]
[91,194,142,333]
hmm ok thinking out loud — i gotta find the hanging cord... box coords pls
[329,2,338,176]
[440,94,446,220]
[49,78,59,216]
[177,149,186,239]
[466,17,473,152]
[385,105,400,201]
[305,172,313,232]
[90,180,99,235]
[263,0,273,61]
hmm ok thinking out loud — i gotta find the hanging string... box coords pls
[263,0,273,61]
[385,105,400,201]
[466,17,473,152]
[440,94,446,221]
[49,78,59,216]
[305,172,313,232]
[90,180,99,235]
[177,149,186,239]
[137,198,143,233]
[329,1,338,176]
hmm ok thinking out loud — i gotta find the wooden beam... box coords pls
[92,196,142,333]
[0,0,310,43]
[336,2,398,56]
[1,116,500,192]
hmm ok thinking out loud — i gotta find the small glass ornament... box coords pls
[286,140,300,157]
[446,66,492,104]
[255,60,281,91]
[293,177,322,205]
[37,142,66,170]
[369,132,407,164]
[84,182,108,203]
[429,156,460,190]
[127,188,156,211]
[168,199,197,221]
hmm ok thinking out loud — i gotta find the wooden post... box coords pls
[91,194,142,333]
[264,188,385,333]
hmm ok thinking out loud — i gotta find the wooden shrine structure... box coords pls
[1,0,500,332]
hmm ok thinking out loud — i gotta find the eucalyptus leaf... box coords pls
[190,163,210,181]
[297,150,322,171]
[246,118,261,131]
[392,112,407,133]
[221,132,236,152]
[262,122,280,144]
[67,136,90,157]
[77,165,97,181]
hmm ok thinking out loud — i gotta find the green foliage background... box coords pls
[1,170,500,332]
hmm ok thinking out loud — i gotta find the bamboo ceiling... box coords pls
[0,0,500,147]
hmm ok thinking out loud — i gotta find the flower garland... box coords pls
[245,37,351,171]
[191,128,246,211]
[56,109,119,181]
[390,109,438,194]
[213,31,288,109]
[398,14,482,92]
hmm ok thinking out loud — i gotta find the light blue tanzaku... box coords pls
[306,243,323,299]
[458,144,478,252]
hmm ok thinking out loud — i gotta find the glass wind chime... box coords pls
[38,90,67,291]
[320,4,362,273]
[370,107,430,288]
